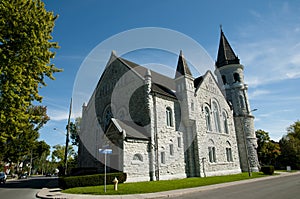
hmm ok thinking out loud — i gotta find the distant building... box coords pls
[78,29,259,182]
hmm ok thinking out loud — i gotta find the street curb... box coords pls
[36,172,300,199]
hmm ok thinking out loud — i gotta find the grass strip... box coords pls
[62,172,268,195]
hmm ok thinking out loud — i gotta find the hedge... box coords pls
[261,166,275,175]
[58,172,127,189]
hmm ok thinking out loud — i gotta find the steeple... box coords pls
[215,27,240,68]
[175,50,192,78]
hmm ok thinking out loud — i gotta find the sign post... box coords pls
[99,148,112,192]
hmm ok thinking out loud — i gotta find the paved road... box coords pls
[0,176,58,199]
[170,173,300,199]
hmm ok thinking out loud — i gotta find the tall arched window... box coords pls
[208,139,216,163]
[205,107,212,131]
[222,112,229,134]
[239,95,245,109]
[103,106,112,129]
[212,101,221,132]
[226,141,233,162]
[166,107,173,127]
[222,75,227,84]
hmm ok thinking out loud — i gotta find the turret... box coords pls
[215,28,259,172]
[175,50,195,124]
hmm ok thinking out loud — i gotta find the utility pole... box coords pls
[64,98,72,175]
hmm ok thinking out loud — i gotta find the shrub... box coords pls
[59,172,127,189]
[261,166,275,175]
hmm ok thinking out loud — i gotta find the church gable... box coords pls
[94,54,147,131]
[196,70,224,97]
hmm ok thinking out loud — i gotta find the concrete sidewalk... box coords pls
[36,172,300,199]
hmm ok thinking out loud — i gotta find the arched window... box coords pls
[205,107,212,131]
[117,108,126,120]
[166,107,173,127]
[133,154,143,162]
[212,101,221,132]
[226,141,233,162]
[239,95,245,109]
[222,75,227,84]
[222,112,229,134]
[208,139,216,163]
[103,106,112,129]
[233,73,241,82]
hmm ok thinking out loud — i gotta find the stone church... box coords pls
[78,29,260,182]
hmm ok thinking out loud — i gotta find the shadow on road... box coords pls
[0,176,58,189]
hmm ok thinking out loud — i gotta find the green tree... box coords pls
[30,140,50,174]
[0,0,61,161]
[279,121,300,169]
[68,117,81,146]
[3,105,50,164]
[51,144,75,166]
[256,129,280,166]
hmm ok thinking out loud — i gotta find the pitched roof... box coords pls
[108,118,150,140]
[152,83,177,99]
[175,50,192,78]
[215,29,240,68]
[194,76,204,88]
[118,57,176,91]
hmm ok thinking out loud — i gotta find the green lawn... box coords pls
[62,172,268,195]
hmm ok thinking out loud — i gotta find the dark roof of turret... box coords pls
[175,50,192,78]
[215,29,240,68]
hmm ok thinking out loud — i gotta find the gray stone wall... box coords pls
[153,96,186,180]
[78,92,104,170]
[234,116,259,172]
[195,71,241,176]
[123,140,150,182]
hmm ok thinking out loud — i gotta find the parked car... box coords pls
[0,172,7,184]
[18,173,28,179]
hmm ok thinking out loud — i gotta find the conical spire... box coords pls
[215,28,240,68]
[175,50,192,78]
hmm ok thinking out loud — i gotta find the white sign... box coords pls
[99,148,112,154]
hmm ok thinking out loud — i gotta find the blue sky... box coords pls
[40,0,300,149]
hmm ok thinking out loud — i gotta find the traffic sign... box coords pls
[99,149,112,154]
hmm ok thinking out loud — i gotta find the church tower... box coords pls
[175,50,200,177]
[214,28,259,172]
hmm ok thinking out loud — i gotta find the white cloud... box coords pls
[234,3,300,88]
[47,109,69,121]
[248,89,271,99]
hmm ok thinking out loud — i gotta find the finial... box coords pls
[111,50,117,56]
[220,24,223,32]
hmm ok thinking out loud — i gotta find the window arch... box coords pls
[222,111,229,134]
[166,107,173,127]
[226,141,233,162]
[222,75,227,84]
[239,95,245,109]
[133,154,143,162]
[205,107,212,131]
[103,105,112,129]
[233,73,241,82]
[117,108,126,120]
[208,139,216,163]
[212,101,221,132]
